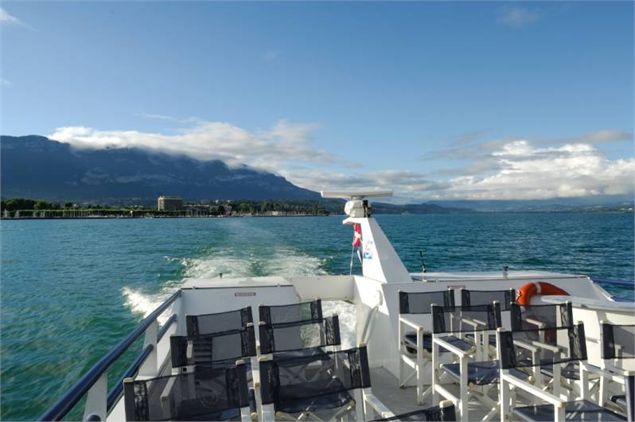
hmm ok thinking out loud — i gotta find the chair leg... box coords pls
[417,328,424,405]
[500,373,511,421]
[459,356,468,421]
[431,336,438,405]
[554,403,566,422]
[354,389,365,421]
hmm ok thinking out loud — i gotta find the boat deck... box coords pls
[370,366,491,420]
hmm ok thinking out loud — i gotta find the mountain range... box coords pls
[1,135,318,204]
[1,135,631,212]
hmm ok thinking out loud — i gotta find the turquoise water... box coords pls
[1,213,633,420]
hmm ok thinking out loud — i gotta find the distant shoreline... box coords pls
[2,210,633,221]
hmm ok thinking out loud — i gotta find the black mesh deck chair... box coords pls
[397,290,455,404]
[510,302,580,386]
[259,315,341,358]
[461,288,515,311]
[510,302,573,331]
[187,306,253,337]
[498,324,626,422]
[259,300,323,327]
[461,288,515,355]
[583,323,635,421]
[171,325,257,369]
[123,362,250,421]
[259,346,393,421]
[431,303,502,421]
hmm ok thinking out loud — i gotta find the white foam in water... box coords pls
[322,300,356,349]
[182,249,327,279]
[122,286,177,324]
[123,247,356,343]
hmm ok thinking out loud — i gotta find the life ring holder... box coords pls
[516,282,569,306]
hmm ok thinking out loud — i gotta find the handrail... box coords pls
[106,314,178,411]
[157,314,178,341]
[38,290,181,421]
[106,344,154,411]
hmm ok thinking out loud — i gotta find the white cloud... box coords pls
[286,139,634,201]
[49,120,334,174]
[49,121,634,202]
[498,7,540,28]
[442,140,635,200]
[0,8,31,29]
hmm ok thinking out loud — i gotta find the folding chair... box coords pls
[431,303,502,421]
[461,288,515,356]
[584,323,635,421]
[498,324,625,421]
[187,306,254,336]
[259,346,393,421]
[397,290,455,404]
[510,302,582,390]
[510,302,573,331]
[259,300,323,327]
[123,362,251,421]
[259,315,341,358]
[461,289,515,310]
[171,325,257,369]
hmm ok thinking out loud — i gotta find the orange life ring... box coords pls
[516,282,569,306]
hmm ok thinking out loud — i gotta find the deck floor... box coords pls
[369,367,491,420]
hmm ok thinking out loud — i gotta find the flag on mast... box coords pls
[352,223,363,262]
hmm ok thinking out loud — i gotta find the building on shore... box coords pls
[157,196,183,211]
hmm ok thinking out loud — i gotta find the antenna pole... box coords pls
[349,243,355,275]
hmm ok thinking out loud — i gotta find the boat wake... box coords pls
[121,248,356,347]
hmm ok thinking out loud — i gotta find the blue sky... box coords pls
[1,2,633,201]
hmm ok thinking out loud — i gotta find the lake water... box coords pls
[1,213,633,420]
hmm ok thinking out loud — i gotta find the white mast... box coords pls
[321,191,412,284]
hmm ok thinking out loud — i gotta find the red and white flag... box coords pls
[352,223,363,262]
[352,223,362,247]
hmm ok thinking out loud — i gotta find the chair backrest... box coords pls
[259,316,340,355]
[399,290,455,314]
[510,302,573,331]
[431,303,501,334]
[498,324,587,370]
[461,289,515,311]
[259,347,371,414]
[259,300,322,326]
[171,325,256,368]
[601,323,635,361]
[186,306,253,337]
[124,363,249,421]
[600,323,635,421]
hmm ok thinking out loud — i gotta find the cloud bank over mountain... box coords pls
[49,120,634,202]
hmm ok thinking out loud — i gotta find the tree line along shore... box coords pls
[0,198,331,219]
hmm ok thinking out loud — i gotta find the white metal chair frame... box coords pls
[497,324,594,422]
[397,289,456,404]
[431,303,500,422]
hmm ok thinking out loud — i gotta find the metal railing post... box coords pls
[82,373,107,421]
[139,320,159,377]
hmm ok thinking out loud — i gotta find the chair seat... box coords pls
[513,399,626,421]
[539,361,580,380]
[273,348,330,360]
[275,388,353,415]
[404,333,472,354]
[610,395,626,407]
[442,360,529,385]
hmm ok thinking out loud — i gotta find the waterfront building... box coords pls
[157,196,183,211]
